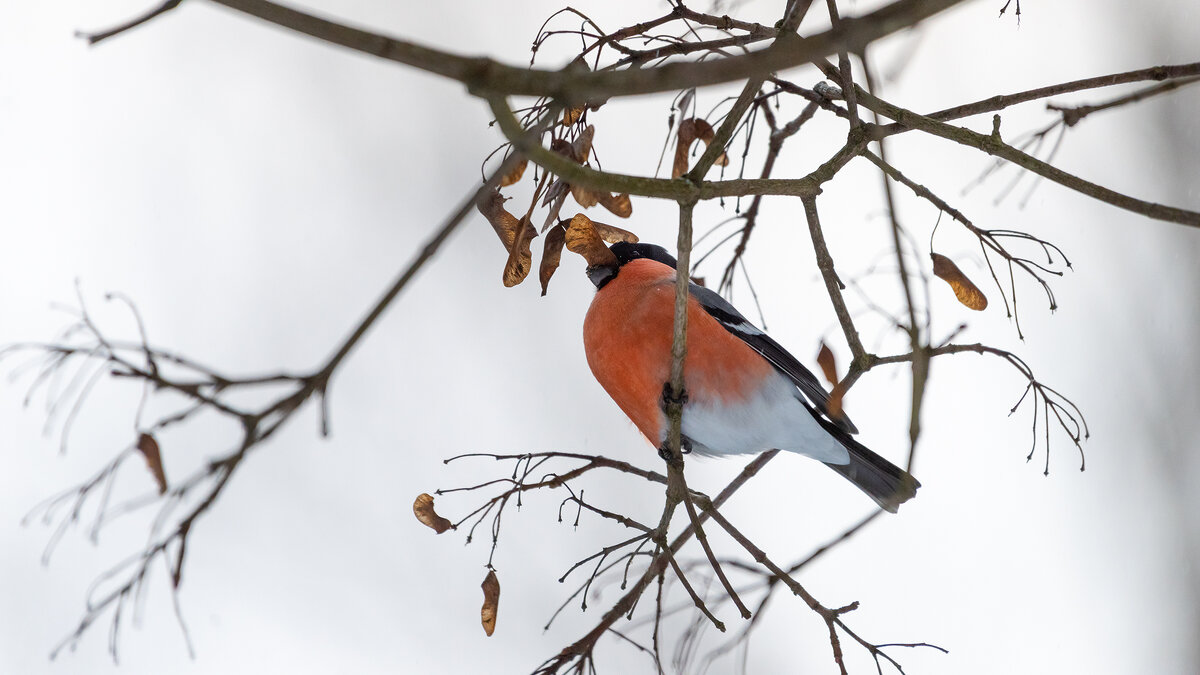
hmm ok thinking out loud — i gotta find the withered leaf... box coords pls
[550,138,579,164]
[136,432,167,495]
[541,179,569,208]
[565,213,618,268]
[549,125,595,166]
[499,155,527,187]
[931,253,988,311]
[673,118,729,179]
[412,493,452,534]
[548,126,630,218]
[816,342,838,387]
[570,184,600,208]
[503,214,537,287]
[589,220,639,245]
[561,105,585,127]
[481,569,500,637]
[477,189,520,248]
[827,382,846,421]
[476,190,538,287]
[815,343,846,421]
[597,192,632,218]
[570,186,632,218]
[539,223,567,296]
[570,125,595,164]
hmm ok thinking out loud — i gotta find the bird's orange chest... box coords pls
[582,260,773,444]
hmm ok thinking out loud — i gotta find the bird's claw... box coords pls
[657,435,693,461]
[660,381,688,411]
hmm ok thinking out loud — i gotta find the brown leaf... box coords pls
[816,342,838,387]
[549,125,596,165]
[136,432,167,495]
[477,189,520,248]
[548,126,629,218]
[589,220,639,245]
[570,186,632,218]
[673,118,729,179]
[412,493,453,534]
[476,190,537,287]
[481,570,500,637]
[564,213,618,268]
[561,105,585,127]
[815,343,845,421]
[550,138,580,164]
[931,253,988,311]
[571,125,595,164]
[499,155,527,187]
[570,184,600,208]
[827,382,846,421]
[503,214,537,287]
[597,192,632,218]
[541,179,569,208]
[539,223,567,296]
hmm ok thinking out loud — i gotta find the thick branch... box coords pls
[199,0,966,101]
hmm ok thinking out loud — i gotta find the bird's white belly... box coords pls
[681,372,849,464]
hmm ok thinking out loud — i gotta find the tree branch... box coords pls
[856,89,1200,227]
[196,0,966,101]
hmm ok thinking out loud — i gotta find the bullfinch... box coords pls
[582,242,919,513]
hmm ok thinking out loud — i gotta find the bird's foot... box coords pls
[660,381,688,412]
[657,435,693,461]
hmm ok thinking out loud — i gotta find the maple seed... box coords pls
[550,137,580,164]
[571,184,600,208]
[503,214,538,287]
[589,220,639,245]
[548,126,631,218]
[570,125,595,164]
[561,105,585,126]
[539,223,567,296]
[826,382,846,420]
[481,570,501,637]
[564,213,619,268]
[136,432,167,495]
[476,189,538,287]
[597,192,632,218]
[931,253,989,311]
[816,342,838,386]
[413,493,453,534]
[499,155,527,187]
[673,118,729,179]
[815,342,846,420]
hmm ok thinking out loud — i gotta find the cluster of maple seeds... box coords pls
[475,113,637,293]
[475,107,739,294]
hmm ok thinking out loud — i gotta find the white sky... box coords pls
[2,1,1198,674]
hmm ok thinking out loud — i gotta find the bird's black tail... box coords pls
[816,418,919,513]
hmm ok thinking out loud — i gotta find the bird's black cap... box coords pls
[588,242,677,289]
[610,242,677,269]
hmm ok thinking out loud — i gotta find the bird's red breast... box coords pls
[582,258,774,446]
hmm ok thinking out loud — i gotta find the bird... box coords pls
[582,241,919,513]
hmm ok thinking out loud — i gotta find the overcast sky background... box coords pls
[2,1,1198,673]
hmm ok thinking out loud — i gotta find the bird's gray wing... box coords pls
[690,283,858,434]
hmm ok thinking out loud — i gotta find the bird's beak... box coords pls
[586,263,619,290]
